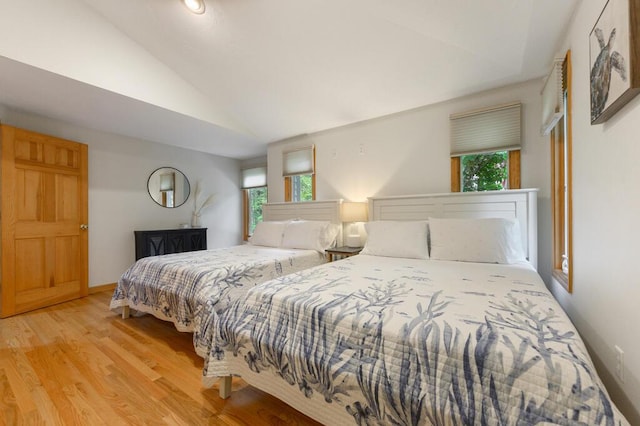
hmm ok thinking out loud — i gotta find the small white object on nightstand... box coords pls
[345,234,361,247]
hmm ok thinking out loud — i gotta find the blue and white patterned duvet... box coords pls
[203,255,628,425]
[110,245,325,356]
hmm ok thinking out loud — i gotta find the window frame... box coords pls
[242,186,268,241]
[241,165,268,242]
[450,150,520,192]
[449,102,522,192]
[551,50,573,292]
[284,174,316,202]
[284,146,316,202]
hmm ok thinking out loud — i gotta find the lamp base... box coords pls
[345,234,361,248]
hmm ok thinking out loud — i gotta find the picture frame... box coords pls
[589,0,640,124]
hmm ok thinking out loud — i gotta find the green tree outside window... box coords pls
[292,174,313,201]
[248,187,267,234]
[461,151,508,192]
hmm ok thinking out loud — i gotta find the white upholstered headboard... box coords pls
[262,200,344,246]
[368,189,538,270]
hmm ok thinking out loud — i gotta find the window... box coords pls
[551,51,573,292]
[241,166,267,240]
[283,146,316,202]
[461,151,508,191]
[450,103,522,192]
[288,174,313,201]
[244,187,267,238]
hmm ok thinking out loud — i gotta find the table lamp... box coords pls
[341,202,368,247]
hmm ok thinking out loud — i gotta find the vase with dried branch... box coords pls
[191,181,215,227]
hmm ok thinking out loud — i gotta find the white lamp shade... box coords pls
[342,202,368,223]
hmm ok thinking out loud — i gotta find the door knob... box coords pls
[80,224,89,230]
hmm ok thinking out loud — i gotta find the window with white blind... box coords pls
[551,51,573,293]
[283,146,315,202]
[242,166,267,240]
[450,103,522,192]
[242,166,267,189]
[541,59,565,136]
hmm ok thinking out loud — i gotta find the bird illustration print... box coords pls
[591,27,627,122]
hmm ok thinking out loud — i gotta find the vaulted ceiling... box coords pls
[0,0,580,159]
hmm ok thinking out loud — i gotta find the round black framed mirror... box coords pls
[147,167,190,208]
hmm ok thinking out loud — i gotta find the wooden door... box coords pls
[1,125,88,317]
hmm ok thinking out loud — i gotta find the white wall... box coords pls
[0,0,238,130]
[268,79,552,283]
[548,1,640,423]
[0,107,242,287]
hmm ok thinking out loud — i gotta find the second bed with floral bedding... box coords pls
[111,216,340,356]
[203,213,628,425]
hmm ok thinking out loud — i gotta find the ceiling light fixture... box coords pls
[182,0,206,14]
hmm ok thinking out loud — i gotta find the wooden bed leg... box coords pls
[219,376,232,399]
[122,306,130,319]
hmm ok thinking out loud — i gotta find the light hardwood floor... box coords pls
[0,290,320,425]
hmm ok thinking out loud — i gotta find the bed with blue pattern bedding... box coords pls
[110,245,325,357]
[203,254,628,425]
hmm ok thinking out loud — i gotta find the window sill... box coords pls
[552,269,570,292]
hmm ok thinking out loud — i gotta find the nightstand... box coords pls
[326,246,363,262]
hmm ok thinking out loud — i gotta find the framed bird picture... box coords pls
[589,0,640,124]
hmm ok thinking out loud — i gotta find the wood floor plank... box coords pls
[59,383,108,426]
[24,346,77,425]
[98,336,164,383]
[0,368,19,426]
[0,315,40,350]
[154,377,217,424]
[1,347,44,397]
[217,385,320,426]
[102,363,171,424]
[28,383,65,425]
[0,355,37,416]
[0,291,321,425]
[22,312,60,346]
[53,342,127,426]
[107,319,212,405]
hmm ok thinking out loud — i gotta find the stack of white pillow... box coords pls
[249,220,341,253]
[251,217,527,264]
[361,218,526,264]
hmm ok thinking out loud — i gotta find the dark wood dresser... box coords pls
[134,228,207,260]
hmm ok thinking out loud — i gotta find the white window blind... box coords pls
[450,102,521,157]
[283,146,314,176]
[241,166,267,189]
[541,59,564,136]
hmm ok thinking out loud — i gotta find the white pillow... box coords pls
[428,217,526,264]
[322,223,341,249]
[360,221,429,259]
[249,221,288,247]
[282,220,337,252]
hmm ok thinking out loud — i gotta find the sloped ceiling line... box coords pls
[0,0,580,159]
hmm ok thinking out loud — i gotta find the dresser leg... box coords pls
[122,305,130,319]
